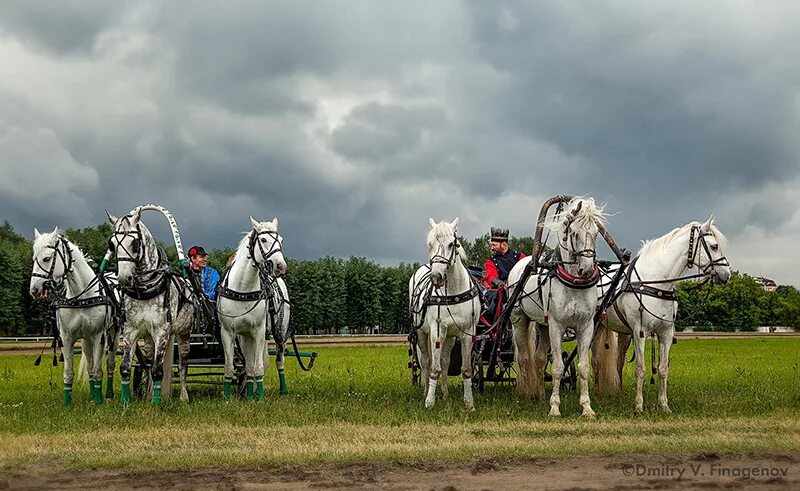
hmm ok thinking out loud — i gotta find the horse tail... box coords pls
[161,334,174,400]
[593,325,621,396]
[76,350,89,388]
[512,309,540,400]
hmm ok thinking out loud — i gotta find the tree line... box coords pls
[1,221,797,335]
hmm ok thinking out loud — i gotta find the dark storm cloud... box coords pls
[1,1,799,284]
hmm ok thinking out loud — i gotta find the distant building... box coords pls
[755,276,778,292]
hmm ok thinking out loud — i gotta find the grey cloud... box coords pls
[1,1,799,286]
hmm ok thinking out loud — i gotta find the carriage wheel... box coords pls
[561,351,577,391]
[235,368,248,399]
[471,343,485,394]
[132,364,152,400]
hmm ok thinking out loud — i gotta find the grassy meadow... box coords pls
[0,338,798,469]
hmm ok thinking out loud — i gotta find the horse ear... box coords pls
[130,209,141,225]
[702,215,715,230]
[450,217,460,232]
[250,216,261,229]
[105,210,119,225]
[34,228,41,240]
[572,200,583,216]
[271,217,278,228]
[51,226,58,235]
[428,217,437,229]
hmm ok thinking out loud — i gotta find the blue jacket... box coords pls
[194,266,220,300]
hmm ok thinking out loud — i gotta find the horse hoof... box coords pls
[425,399,435,409]
[581,411,597,420]
[548,409,561,418]
[660,406,672,414]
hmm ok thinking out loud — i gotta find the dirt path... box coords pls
[2,454,797,490]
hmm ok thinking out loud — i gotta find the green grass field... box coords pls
[0,339,798,470]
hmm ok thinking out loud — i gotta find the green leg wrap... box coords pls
[255,376,264,401]
[246,376,254,400]
[152,380,162,406]
[93,380,103,405]
[120,377,131,405]
[223,378,232,401]
[106,375,114,399]
[63,383,73,406]
[278,368,288,395]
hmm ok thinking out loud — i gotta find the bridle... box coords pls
[247,229,283,274]
[109,223,144,266]
[31,236,74,290]
[428,231,459,270]
[686,225,729,278]
[557,219,597,265]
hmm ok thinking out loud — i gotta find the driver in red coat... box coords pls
[483,228,526,288]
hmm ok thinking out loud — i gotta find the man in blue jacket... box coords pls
[188,245,220,300]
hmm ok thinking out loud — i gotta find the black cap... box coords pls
[490,227,509,242]
[188,246,207,257]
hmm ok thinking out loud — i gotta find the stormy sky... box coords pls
[2,1,799,285]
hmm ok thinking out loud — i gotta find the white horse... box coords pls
[592,217,730,413]
[106,209,196,405]
[217,217,289,401]
[409,218,480,409]
[29,228,120,406]
[508,197,606,418]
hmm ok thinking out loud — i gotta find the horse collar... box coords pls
[555,264,600,289]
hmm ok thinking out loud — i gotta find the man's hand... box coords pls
[491,278,505,288]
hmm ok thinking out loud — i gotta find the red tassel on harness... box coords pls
[435,340,440,349]
[544,315,548,325]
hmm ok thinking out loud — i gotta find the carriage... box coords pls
[101,204,317,400]
[408,195,631,396]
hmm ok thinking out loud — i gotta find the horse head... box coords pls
[426,217,462,287]
[249,216,286,278]
[554,197,605,280]
[30,227,69,299]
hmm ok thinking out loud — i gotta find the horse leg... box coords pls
[416,329,430,389]
[547,322,564,417]
[61,333,75,406]
[276,343,287,395]
[91,333,105,404]
[119,328,138,405]
[460,333,475,410]
[533,323,550,400]
[592,325,621,397]
[105,323,118,399]
[425,328,444,408]
[657,330,673,413]
[254,330,267,401]
[632,329,647,413]
[439,336,456,400]
[576,323,596,419]
[511,308,536,400]
[240,335,256,400]
[150,329,171,406]
[82,336,96,402]
[178,331,190,402]
[220,327,236,401]
[617,332,632,387]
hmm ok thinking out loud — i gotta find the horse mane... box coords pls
[639,221,728,257]
[550,196,607,234]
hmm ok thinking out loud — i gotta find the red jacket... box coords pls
[483,250,526,288]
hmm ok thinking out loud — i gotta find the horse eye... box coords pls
[710,244,718,252]
[260,237,267,243]
[43,256,51,263]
